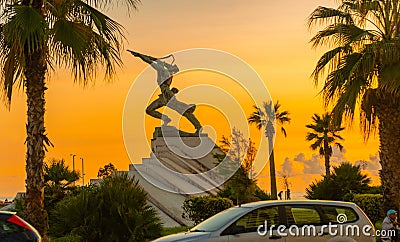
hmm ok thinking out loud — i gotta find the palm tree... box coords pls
[305,162,371,201]
[308,0,400,211]
[0,0,140,238]
[248,100,290,199]
[306,113,344,177]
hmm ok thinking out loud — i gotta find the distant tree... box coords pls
[254,187,273,201]
[282,174,291,191]
[50,173,161,241]
[97,162,117,179]
[248,100,290,199]
[305,162,371,200]
[306,178,338,200]
[214,128,258,205]
[334,162,371,194]
[306,113,344,177]
[282,174,292,200]
[44,159,80,211]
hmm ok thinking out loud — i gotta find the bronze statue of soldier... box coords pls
[128,50,202,133]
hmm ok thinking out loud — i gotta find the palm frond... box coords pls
[3,5,46,55]
[312,45,352,84]
[248,105,263,130]
[0,5,46,104]
[321,51,370,106]
[310,23,374,49]
[48,1,127,83]
[280,127,287,137]
[360,88,378,140]
[82,0,141,12]
[311,139,322,151]
[308,6,354,28]
[380,61,400,95]
[335,142,344,151]
[305,132,318,141]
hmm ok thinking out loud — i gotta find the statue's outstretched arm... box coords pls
[127,50,158,64]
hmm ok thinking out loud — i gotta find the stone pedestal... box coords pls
[128,126,225,226]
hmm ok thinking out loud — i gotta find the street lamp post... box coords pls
[80,157,85,186]
[70,154,76,185]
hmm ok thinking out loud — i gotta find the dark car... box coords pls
[0,211,42,242]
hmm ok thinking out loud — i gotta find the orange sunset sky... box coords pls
[1,0,381,198]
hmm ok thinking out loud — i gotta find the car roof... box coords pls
[0,211,16,215]
[237,200,356,209]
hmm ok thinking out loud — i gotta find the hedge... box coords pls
[351,194,383,224]
[182,196,234,224]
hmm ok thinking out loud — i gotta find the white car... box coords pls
[153,200,375,242]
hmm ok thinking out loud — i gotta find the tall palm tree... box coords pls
[248,100,290,199]
[0,0,140,238]
[308,0,400,211]
[306,113,344,178]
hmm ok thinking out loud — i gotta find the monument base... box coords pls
[152,126,207,138]
[128,126,225,227]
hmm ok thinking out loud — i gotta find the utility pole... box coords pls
[70,154,76,186]
[80,157,85,186]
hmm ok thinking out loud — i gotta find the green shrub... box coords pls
[305,162,371,201]
[51,235,83,242]
[182,196,234,224]
[161,226,191,236]
[50,173,162,242]
[351,194,383,224]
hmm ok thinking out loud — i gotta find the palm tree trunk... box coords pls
[21,1,49,240]
[24,47,49,240]
[324,141,330,178]
[375,90,400,213]
[268,139,278,199]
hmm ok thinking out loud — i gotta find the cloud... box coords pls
[354,153,381,177]
[280,157,293,176]
[330,147,347,166]
[272,151,382,194]
[294,153,323,175]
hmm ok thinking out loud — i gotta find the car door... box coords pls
[283,205,333,242]
[221,205,286,241]
[319,204,367,242]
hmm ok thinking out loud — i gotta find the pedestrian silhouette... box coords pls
[278,191,283,200]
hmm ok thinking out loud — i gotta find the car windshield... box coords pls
[190,207,251,232]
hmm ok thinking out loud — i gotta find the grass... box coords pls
[161,226,191,236]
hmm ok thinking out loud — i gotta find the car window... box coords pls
[0,220,24,234]
[285,205,322,225]
[190,207,251,232]
[226,206,280,234]
[319,205,359,224]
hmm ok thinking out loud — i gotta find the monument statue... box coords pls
[128,50,202,133]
